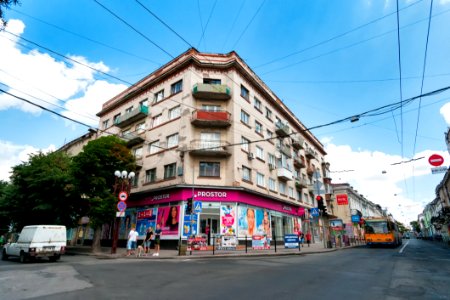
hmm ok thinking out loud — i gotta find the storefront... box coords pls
[121,187,307,245]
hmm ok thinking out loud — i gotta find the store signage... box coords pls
[336,194,349,205]
[196,191,228,198]
[151,193,170,201]
[351,215,360,223]
[282,206,293,212]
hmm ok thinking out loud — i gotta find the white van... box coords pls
[2,225,67,263]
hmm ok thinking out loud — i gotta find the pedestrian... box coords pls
[299,231,304,247]
[144,227,154,256]
[126,226,139,256]
[152,224,162,256]
[306,232,312,247]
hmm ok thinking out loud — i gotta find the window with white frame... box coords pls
[268,178,276,191]
[255,121,263,134]
[268,153,276,166]
[140,98,148,107]
[167,133,179,148]
[241,110,250,125]
[149,140,160,154]
[133,146,143,159]
[171,80,183,94]
[102,119,109,129]
[241,136,250,152]
[265,107,272,120]
[242,166,251,181]
[164,163,177,179]
[113,113,121,124]
[241,84,249,100]
[266,129,273,140]
[202,104,221,112]
[254,97,262,111]
[200,132,221,149]
[256,172,265,187]
[256,146,264,160]
[289,187,294,198]
[168,105,181,120]
[199,162,220,177]
[154,90,164,103]
[279,182,287,195]
[136,122,146,132]
[146,168,157,183]
[152,114,162,128]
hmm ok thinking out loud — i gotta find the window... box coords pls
[289,187,294,198]
[297,191,302,202]
[199,162,220,177]
[241,110,250,125]
[133,146,143,159]
[149,140,160,154]
[257,172,265,187]
[171,80,183,94]
[200,132,221,149]
[167,133,179,148]
[164,163,177,179]
[265,107,272,120]
[241,136,250,152]
[254,97,262,111]
[241,85,249,100]
[203,78,221,84]
[279,182,287,195]
[202,104,221,112]
[255,121,263,134]
[131,172,139,187]
[152,114,162,128]
[242,166,251,181]
[125,106,133,114]
[268,178,276,191]
[140,98,148,107]
[102,119,109,129]
[136,122,146,132]
[268,153,276,166]
[146,168,157,183]
[113,113,121,124]
[168,106,181,120]
[154,90,164,103]
[275,116,282,126]
[266,129,273,140]
[256,146,264,160]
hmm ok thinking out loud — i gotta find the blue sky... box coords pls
[1,0,450,225]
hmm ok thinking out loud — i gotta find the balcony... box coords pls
[134,156,143,170]
[114,105,149,128]
[120,129,145,147]
[191,110,231,128]
[295,178,309,190]
[277,143,292,158]
[305,147,316,160]
[306,166,315,177]
[293,156,306,168]
[277,167,293,181]
[275,121,290,137]
[291,134,304,150]
[192,83,232,100]
[189,140,231,157]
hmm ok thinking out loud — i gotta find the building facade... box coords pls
[95,48,332,246]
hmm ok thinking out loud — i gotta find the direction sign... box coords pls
[429,154,444,167]
[117,201,127,212]
[194,201,202,213]
[118,191,128,201]
[431,166,448,174]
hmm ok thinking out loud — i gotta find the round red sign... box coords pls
[428,154,444,167]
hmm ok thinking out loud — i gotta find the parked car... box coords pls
[2,225,66,263]
[403,232,410,239]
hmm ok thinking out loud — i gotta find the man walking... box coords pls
[127,226,139,256]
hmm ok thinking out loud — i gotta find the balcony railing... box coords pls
[295,178,309,190]
[189,140,231,157]
[191,110,231,128]
[277,167,293,181]
[120,129,146,147]
[305,147,316,159]
[291,134,304,150]
[114,105,149,128]
[293,156,306,168]
[275,121,290,137]
[277,143,292,158]
[192,83,232,100]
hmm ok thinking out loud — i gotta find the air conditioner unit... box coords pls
[247,153,254,160]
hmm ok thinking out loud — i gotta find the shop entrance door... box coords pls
[200,215,219,245]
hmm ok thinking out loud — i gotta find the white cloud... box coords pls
[324,141,449,224]
[439,102,450,125]
[0,140,56,182]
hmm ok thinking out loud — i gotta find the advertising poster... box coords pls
[157,206,180,236]
[182,213,198,238]
[238,206,271,238]
[293,217,302,235]
[136,208,157,238]
[216,235,238,250]
[330,219,344,231]
[187,236,207,251]
[252,234,270,250]
[119,209,136,239]
[220,204,236,235]
[284,234,299,248]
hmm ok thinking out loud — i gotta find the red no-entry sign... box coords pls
[428,154,444,167]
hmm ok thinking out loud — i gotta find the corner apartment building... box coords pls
[96,48,331,245]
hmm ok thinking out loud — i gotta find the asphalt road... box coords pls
[1,239,449,300]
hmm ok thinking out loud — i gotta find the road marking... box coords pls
[399,241,409,254]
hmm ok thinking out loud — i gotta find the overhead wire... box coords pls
[231,0,266,49]
[221,0,246,52]
[196,0,217,50]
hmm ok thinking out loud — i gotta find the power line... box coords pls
[93,0,174,59]
[196,0,217,50]
[231,0,266,49]
[221,0,246,52]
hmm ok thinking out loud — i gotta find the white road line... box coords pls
[399,241,409,254]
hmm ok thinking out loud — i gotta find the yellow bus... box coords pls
[364,216,402,247]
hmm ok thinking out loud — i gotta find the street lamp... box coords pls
[111,170,135,254]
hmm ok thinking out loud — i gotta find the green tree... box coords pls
[410,221,421,233]
[72,136,135,252]
[0,180,13,233]
[396,221,407,233]
[5,151,81,231]
[0,0,20,27]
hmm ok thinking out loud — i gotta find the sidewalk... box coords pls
[66,241,364,260]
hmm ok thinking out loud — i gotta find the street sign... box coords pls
[118,191,128,201]
[310,207,319,217]
[431,166,448,174]
[194,201,202,213]
[116,211,125,217]
[117,201,127,212]
[428,154,444,167]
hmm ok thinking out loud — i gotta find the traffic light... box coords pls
[185,197,193,215]
[316,195,329,216]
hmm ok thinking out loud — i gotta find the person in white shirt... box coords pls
[127,226,139,256]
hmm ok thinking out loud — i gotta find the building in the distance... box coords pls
[94,48,332,247]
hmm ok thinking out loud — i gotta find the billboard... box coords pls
[136,208,157,238]
[157,206,180,236]
[238,206,271,238]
